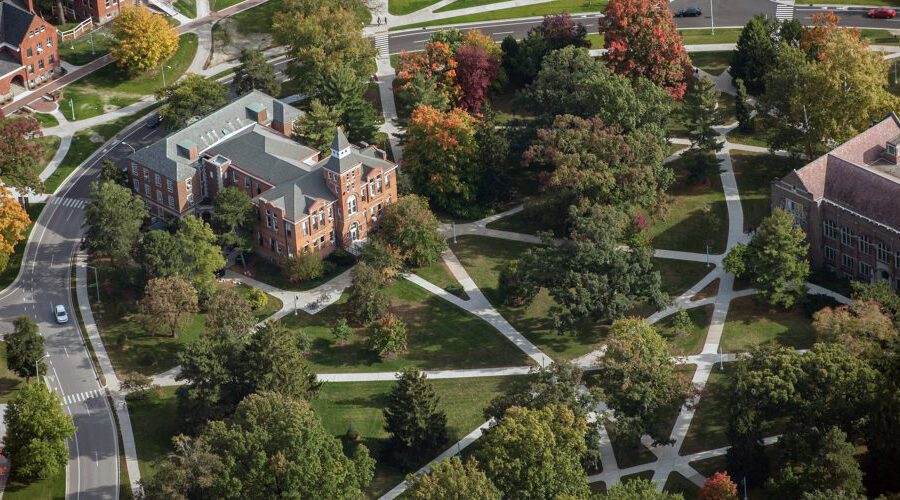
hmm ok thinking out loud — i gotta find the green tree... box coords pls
[406,457,499,499]
[730,15,780,94]
[246,288,267,310]
[375,195,447,268]
[852,281,900,322]
[173,216,226,298]
[331,318,352,345]
[813,300,898,359]
[368,313,408,359]
[605,478,683,499]
[724,209,810,308]
[3,383,76,482]
[398,73,450,118]
[340,96,379,144]
[497,260,539,307]
[866,337,900,491]
[5,316,45,381]
[293,99,341,152]
[99,159,128,186]
[683,77,723,154]
[156,74,228,129]
[767,427,864,498]
[281,252,325,283]
[477,405,589,499]
[233,49,281,96]
[319,65,379,143]
[596,318,692,443]
[384,368,447,463]
[734,78,753,134]
[346,262,388,324]
[211,187,255,255]
[205,287,255,341]
[176,333,245,429]
[361,239,404,282]
[136,230,182,280]
[239,321,321,400]
[84,181,147,264]
[0,116,44,192]
[139,276,199,338]
[139,434,222,499]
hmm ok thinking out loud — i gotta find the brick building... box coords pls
[0,0,60,102]
[62,0,131,25]
[771,113,900,290]
[128,91,399,262]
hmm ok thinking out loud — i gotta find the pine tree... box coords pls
[5,316,45,381]
[684,77,723,153]
[734,78,753,133]
[731,15,780,94]
[332,318,352,346]
[341,97,379,144]
[383,368,448,464]
[293,100,341,153]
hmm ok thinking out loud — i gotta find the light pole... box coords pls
[294,295,298,316]
[122,142,136,154]
[69,98,75,121]
[709,0,715,36]
[452,222,457,244]
[161,64,172,88]
[705,241,711,268]
[34,353,50,382]
[85,264,100,303]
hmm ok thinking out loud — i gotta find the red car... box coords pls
[868,7,896,19]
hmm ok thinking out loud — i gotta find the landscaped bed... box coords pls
[719,296,817,353]
[729,151,806,231]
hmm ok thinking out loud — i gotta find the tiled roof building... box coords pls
[0,0,59,102]
[772,113,900,289]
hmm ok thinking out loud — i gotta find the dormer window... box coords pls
[888,144,896,156]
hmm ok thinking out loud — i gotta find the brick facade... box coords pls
[0,0,60,101]
[63,0,132,24]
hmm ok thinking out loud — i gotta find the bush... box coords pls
[296,331,312,354]
[332,318,352,346]
[498,260,537,306]
[802,294,841,319]
[282,253,325,283]
[671,309,692,337]
[246,287,268,310]
[368,313,408,359]
[328,248,357,267]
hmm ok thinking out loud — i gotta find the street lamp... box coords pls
[34,353,50,381]
[160,64,173,88]
[69,98,75,121]
[122,142,136,154]
[294,295,298,316]
[709,0,715,36]
[452,222,457,244]
[705,239,712,268]
[85,264,100,303]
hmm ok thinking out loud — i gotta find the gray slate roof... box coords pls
[0,50,22,76]
[319,140,396,175]
[256,171,337,222]
[206,125,317,186]
[0,0,34,47]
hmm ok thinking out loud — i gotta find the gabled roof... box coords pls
[256,170,337,222]
[0,0,35,47]
[319,130,396,175]
[206,124,317,186]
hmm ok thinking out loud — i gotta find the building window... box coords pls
[860,261,872,279]
[842,254,855,270]
[385,173,390,188]
[286,224,292,237]
[167,179,174,192]
[244,176,250,188]
[168,195,175,208]
[232,170,238,182]
[840,227,855,246]
[823,219,837,239]
[877,242,890,263]
[275,241,282,255]
[265,209,272,229]
[27,65,33,73]
[155,173,161,187]
[302,220,308,235]
[144,184,151,196]
[859,234,873,255]
[329,230,335,243]
[825,246,837,263]
[133,179,140,191]
[48,54,54,65]
[347,195,358,215]
[187,193,194,205]
[38,59,44,70]
[131,163,138,175]
[26,48,32,57]
[156,191,163,204]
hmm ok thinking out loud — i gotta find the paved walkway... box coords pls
[225,268,353,318]
[375,55,403,162]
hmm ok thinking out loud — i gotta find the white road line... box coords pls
[495,31,514,35]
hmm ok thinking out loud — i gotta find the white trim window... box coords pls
[167,179,174,192]
[842,254,856,270]
[347,195,358,215]
[824,246,837,263]
[877,242,890,263]
[823,219,837,239]
[841,226,855,246]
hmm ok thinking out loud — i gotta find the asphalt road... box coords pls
[0,114,167,499]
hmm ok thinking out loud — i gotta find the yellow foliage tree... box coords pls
[109,7,179,75]
[0,185,31,272]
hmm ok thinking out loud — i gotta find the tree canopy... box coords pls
[0,117,44,191]
[157,75,228,129]
[0,186,32,272]
[109,7,178,75]
[233,49,281,96]
[4,383,76,482]
[406,457,499,499]
[83,181,147,264]
[5,316,45,380]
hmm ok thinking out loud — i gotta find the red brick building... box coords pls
[62,0,131,25]
[0,0,60,102]
[128,91,399,262]
[771,113,900,290]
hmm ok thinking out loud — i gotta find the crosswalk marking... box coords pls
[49,197,86,209]
[775,1,795,21]
[374,34,389,58]
[62,389,103,406]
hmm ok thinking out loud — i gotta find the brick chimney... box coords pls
[271,100,291,135]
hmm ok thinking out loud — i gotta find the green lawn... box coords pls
[657,305,714,356]
[62,33,197,121]
[173,0,197,18]
[210,0,246,10]
[648,155,728,254]
[655,259,714,298]
[720,297,817,353]
[234,253,355,292]
[390,0,441,14]
[450,236,607,361]
[312,376,513,496]
[689,51,732,76]
[414,258,467,299]
[127,387,180,483]
[3,468,65,500]
[392,0,606,30]
[230,0,282,33]
[0,203,45,292]
[726,116,769,148]
[680,28,742,45]
[729,151,805,231]
[281,277,529,372]
[0,341,27,403]
[484,209,542,234]
[33,112,59,128]
[664,471,699,499]
[57,28,113,66]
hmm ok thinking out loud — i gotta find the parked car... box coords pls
[675,7,702,17]
[868,7,896,18]
[145,114,161,128]
[54,304,68,324]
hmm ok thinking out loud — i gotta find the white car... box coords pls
[54,305,69,324]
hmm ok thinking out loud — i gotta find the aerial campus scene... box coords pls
[0,0,899,498]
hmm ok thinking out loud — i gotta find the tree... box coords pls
[339,93,379,144]
[454,45,498,113]
[83,181,147,264]
[800,12,844,61]
[0,116,44,191]
[246,288,267,310]
[136,230,182,280]
[361,240,404,282]
[320,64,365,110]
[139,276,199,338]
[813,300,898,359]
[157,75,228,129]
[331,318,352,345]
[109,7,179,75]
[596,318,692,443]
[384,368,447,463]
[767,427,864,498]
[604,478,683,499]
[347,262,388,324]
[100,159,128,186]
[293,99,341,153]
[369,313,408,359]
[281,252,325,283]
[0,186,31,272]
[273,7,375,96]
[723,209,809,308]
[477,405,589,499]
[699,472,738,500]
[233,49,281,96]
[852,281,900,322]
[240,321,320,400]
[500,32,548,86]
[734,78,753,133]
[173,216,226,298]
[601,0,692,99]
[406,457,499,500]
[3,383,75,482]
[375,195,446,268]
[5,316,45,381]
[205,287,255,341]
[318,65,379,144]
[397,42,459,107]
[212,186,254,249]
[498,260,539,307]
[461,29,503,59]
[538,13,590,50]
[145,392,374,498]
[398,73,451,116]
[120,372,155,398]
[730,15,780,95]
[683,77,723,155]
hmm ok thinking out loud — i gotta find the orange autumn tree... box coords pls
[461,29,502,59]
[801,11,860,61]
[396,40,459,102]
[699,471,739,500]
[0,185,31,272]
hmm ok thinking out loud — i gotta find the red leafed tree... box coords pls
[396,41,459,102]
[455,45,498,112]
[699,471,739,500]
[600,0,692,99]
[801,11,860,61]
[538,13,590,50]
[0,116,44,191]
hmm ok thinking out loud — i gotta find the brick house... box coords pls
[0,0,60,102]
[771,113,900,290]
[62,0,131,25]
[128,91,399,262]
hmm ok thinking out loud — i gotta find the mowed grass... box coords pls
[648,155,729,254]
[389,0,441,14]
[230,0,282,33]
[173,0,197,18]
[0,341,27,402]
[57,28,113,66]
[33,112,59,128]
[679,28,742,45]
[127,387,180,482]
[280,277,529,372]
[392,0,607,30]
[720,296,817,353]
[62,33,197,121]
[655,258,713,298]
[414,257,468,299]
[664,471,700,499]
[3,468,65,500]
[689,51,732,76]
[0,203,45,292]
[312,376,513,496]
[726,116,769,148]
[729,151,806,231]
[657,304,714,356]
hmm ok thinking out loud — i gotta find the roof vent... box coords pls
[176,139,199,161]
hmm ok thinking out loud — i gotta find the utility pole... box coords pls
[709,0,715,36]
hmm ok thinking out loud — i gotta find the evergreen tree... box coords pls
[346,262,388,324]
[682,77,724,183]
[332,318,352,346]
[83,181,147,265]
[767,427,864,498]
[233,49,281,96]
[734,78,753,133]
[341,96,379,144]
[5,316,45,381]
[731,15,780,94]
[383,368,448,464]
[293,99,341,153]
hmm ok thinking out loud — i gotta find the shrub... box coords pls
[282,253,325,283]
[368,313,408,358]
[246,287,268,310]
[498,260,537,306]
[296,330,312,354]
[328,248,357,267]
[332,318,352,346]
[671,309,692,337]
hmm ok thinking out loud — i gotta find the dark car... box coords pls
[675,7,702,17]
[868,7,896,18]
[145,114,161,128]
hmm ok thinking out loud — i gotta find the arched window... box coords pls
[347,195,358,215]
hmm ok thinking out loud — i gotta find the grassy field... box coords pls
[414,258,467,298]
[656,259,714,298]
[33,112,59,128]
[174,0,197,17]
[680,28,742,45]
[3,468,66,500]
[0,203,45,292]
[281,277,529,372]
[390,0,440,14]
[230,0,282,33]
[232,253,354,291]
[664,471,700,499]
[127,387,179,482]
[0,341,27,403]
[58,28,113,66]
[726,116,769,148]
[648,155,729,254]
[720,297,817,353]
[392,0,606,30]
[62,33,197,121]
[690,51,732,76]
[729,151,806,231]
[312,376,514,496]
[657,305,714,356]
